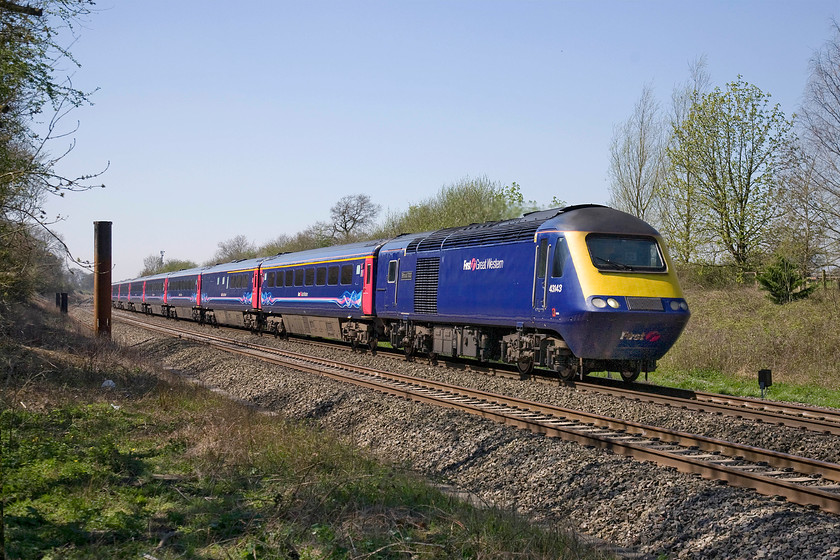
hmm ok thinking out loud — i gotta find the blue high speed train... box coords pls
[113,205,690,381]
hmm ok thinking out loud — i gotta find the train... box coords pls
[112,204,690,381]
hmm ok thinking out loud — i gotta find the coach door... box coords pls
[532,238,549,310]
[362,257,375,315]
[252,269,261,309]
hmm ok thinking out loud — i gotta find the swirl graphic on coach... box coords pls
[336,290,362,308]
[261,290,361,308]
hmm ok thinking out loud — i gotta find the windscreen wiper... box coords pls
[593,256,634,271]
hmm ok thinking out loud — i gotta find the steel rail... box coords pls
[112,309,840,436]
[569,380,840,436]
[116,313,840,515]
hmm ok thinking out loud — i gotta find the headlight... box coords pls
[606,298,620,309]
[680,301,689,311]
[591,297,607,308]
[669,300,681,311]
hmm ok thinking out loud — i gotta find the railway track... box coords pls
[113,309,840,436]
[116,313,840,515]
[572,378,840,436]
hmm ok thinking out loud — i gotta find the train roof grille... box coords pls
[406,221,542,253]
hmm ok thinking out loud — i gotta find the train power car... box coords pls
[112,205,690,381]
[374,205,689,380]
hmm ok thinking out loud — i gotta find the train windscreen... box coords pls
[585,234,666,273]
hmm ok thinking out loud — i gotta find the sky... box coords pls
[41,0,840,280]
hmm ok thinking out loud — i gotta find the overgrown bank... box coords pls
[657,283,840,405]
[0,304,607,559]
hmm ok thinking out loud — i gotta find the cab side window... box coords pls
[536,239,549,279]
[552,238,567,278]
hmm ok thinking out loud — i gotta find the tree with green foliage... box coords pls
[756,254,816,304]
[251,180,557,260]
[375,176,542,237]
[656,57,711,264]
[0,0,103,303]
[668,77,795,268]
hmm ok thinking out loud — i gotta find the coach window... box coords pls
[327,265,339,285]
[294,269,304,286]
[551,238,567,278]
[387,260,398,283]
[305,268,314,286]
[340,264,353,285]
[316,267,327,286]
[286,269,294,287]
[275,271,283,287]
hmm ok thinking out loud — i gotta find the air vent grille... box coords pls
[414,258,440,314]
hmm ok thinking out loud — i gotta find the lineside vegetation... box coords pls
[0,304,610,559]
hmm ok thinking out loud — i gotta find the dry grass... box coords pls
[661,284,840,389]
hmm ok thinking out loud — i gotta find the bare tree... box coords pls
[329,194,380,242]
[801,20,840,257]
[209,234,256,264]
[770,148,829,274]
[608,84,665,221]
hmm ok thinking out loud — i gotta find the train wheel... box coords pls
[427,352,437,365]
[369,337,379,356]
[516,355,534,378]
[620,369,640,383]
[558,366,576,382]
[404,345,415,362]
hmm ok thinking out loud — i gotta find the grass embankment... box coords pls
[655,284,840,408]
[0,305,608,560]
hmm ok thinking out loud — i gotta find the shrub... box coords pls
[756,255,815,304]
